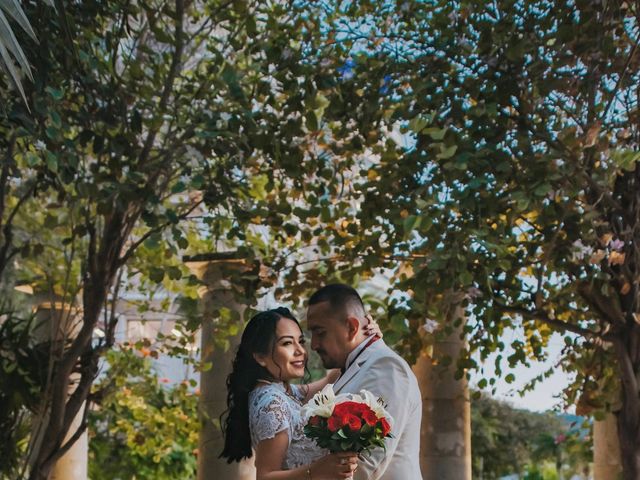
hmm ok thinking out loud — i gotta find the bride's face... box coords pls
[255,317,308,382]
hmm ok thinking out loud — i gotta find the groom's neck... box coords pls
[343,335,369,366]
[348,335,368,353]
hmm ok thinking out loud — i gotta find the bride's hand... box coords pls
[364,314,383,338]
[309,452,358,479]
[327,368,341,383]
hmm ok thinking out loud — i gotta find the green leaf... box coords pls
[149,267,165,283]
[43,214,57,228]
[221,64,238,86]
[533,182,552,197]
[506,41,526,61]
[172,181,187,194]
[45,126,59,140]
[437,144,458,160]
[423,127,447,140]
[305,111,318,131]
[45,86,64,101]
[25,151,39,166]
[45,151,58,173]
[340,440,352,450]
[131,110,142,134]
[403,215,421,240]
[611,149,640,172]
[167,266,182,280]
[409,116,429,133]
[49,110,62,128]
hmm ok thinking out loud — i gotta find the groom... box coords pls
[306,284,422,480]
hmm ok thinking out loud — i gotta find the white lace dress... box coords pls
[249,382,326,469]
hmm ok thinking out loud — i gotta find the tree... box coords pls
[0,0,373,477]
[471,393,566,478]
[269,1,640,477]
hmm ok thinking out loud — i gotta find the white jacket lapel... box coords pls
[332,341,384,394]
[333,362,360,394]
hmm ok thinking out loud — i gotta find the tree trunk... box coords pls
[413,303,472,480]
[616,412,640,480]
[612,332,640,480]
[594,413,622,480]
[27,297,89,480]
[185,252,257,480]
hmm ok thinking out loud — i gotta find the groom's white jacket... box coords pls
[333,339,422,480]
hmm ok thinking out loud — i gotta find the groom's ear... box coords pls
[345,316,360,340]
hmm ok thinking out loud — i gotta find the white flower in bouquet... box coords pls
[301,384,342,420]
[303,386,395,455]
[358,389,393,429]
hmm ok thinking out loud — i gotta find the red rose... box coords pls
[327,415,342,432]
[344,413,362,431]
[332,404,346,417]
[378,417,391,436]
[309,415,322,427]
[362,408,378,427]
[334,401,367,417]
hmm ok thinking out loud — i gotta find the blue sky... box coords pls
[471,332,572,412]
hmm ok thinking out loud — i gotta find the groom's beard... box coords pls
[316,351,343,370]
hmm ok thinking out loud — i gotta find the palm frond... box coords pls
[0,0,42,105]
[0,0,37,41]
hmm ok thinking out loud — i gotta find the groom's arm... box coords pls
[352,356,413,480]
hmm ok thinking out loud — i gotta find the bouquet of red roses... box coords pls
[301,385,393,454]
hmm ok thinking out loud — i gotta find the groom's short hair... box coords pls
[309,283,366,320]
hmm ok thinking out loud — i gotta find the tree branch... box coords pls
[577,282,626,328]
[0,180,36,275]
[603,28,640,121]
[42,399,90,471]
[495,301,605,341]
[137,0,185,169]
[117,199,203,267]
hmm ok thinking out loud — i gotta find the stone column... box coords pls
[50,406,88,480]
[594,413,622,480]
[30,296,88,480]
[413,305,472,480]
[185,252,257,480]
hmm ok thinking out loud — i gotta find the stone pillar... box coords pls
[594,413,622,480]
[185,252,256,480]
[50,405,88,480]
[31,297,88,480]
[413,305,472,480]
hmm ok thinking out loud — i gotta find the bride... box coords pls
[219,307,380,479]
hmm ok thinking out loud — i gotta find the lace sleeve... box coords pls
[249,387,292,445]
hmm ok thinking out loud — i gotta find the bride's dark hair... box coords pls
[219,307,302,463]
